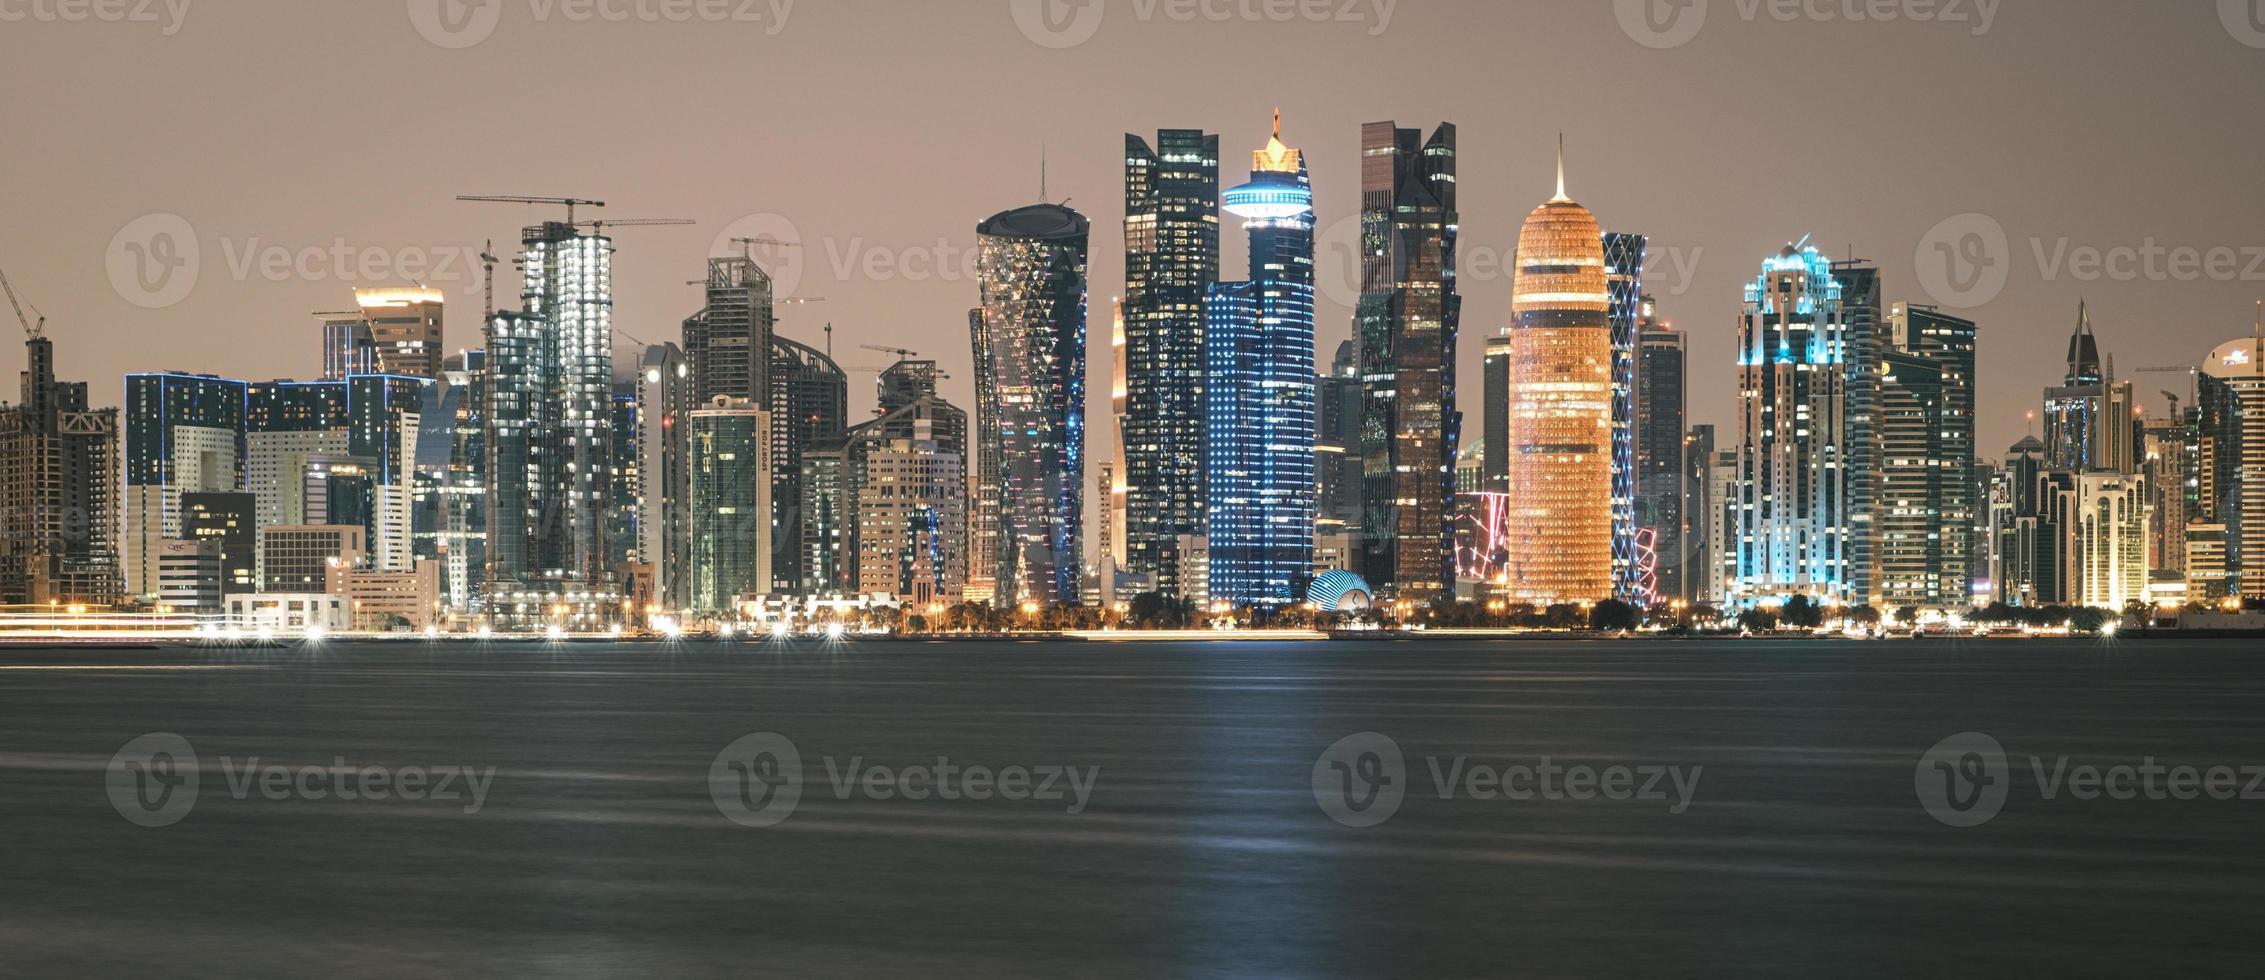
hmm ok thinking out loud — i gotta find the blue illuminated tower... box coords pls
[1204,111,1317,608]
[1732,241,1851,607]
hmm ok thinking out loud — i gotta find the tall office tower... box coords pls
[123,373,247,600]
[355,288,446,379]
[974,202,1090,607]
[2033,472,2149,609]
[0,332,120,606]
[414,350,486,612]
[688,396,772,614]
[608,380,640,568]
[483,221,618,610]
[1875,351,1949,609]
[1832,259,1883,606]
[2199,319,2265,600]
[1482,331,1511,494]
[1733,243,1851,607]
[2043,302,2137,474]
[1506,149,1613,606]
[857,438,968,606]
[1889,303,1980,606]
[1603,231,1647,601]
[683,252,775,406]
[804,359,969,591]
[245,379,348,587]
[180,492,256,595]
[1355,120,1460,602]
[1990,436,2050,605]
[770,333,847,594]
[1681,423,1714,604]
[1122,128,1220,593]
[966,308,1001,600]
[1316,341,1365,532]
[1703,446,1738,605]
[320,312,376,381]
[347,374,428,573]
[635,344,693,613]
[2143,413,2193,581]
[1635,298,1688,603]
[1202,113,1317,609]
[1102,299,1130,571]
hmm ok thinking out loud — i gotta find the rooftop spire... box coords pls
[1551,133,1570,203]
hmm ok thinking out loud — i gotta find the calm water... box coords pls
[4,637,2264,978]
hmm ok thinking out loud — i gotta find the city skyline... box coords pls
[7,3,2259,519]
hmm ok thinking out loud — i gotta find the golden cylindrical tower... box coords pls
[1507,150,1614,605]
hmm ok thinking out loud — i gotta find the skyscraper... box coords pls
[123,372,246,600]
[636,344,693,612]
[771,332,847,594]
[2043,302,2136,475]
[1889,303,1981,607]
[1123,128,1219,594]
[1635,298,1687,604]
[803,359,968,593]
[1315,341,1364,533]
[856,438,967,606]
[688,396,772,614]
[683,252,775,407]
[2199,315,2265,600]
[355,287,446,380]
[483,221,617,623]
[415,350,486,613]
[974,202,1090,607]
[1876,350,1949,609]
[1733,243,1851,607]
[1482,331,1510,495]
[0,331,120,606]
[1204,111,1316,608]
[1506,147,1613,607]
[1603,231,1647,601]
[1355,121,1460,603]
[1833,260,1884,606]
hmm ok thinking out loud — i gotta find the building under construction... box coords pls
[0,329,123,607]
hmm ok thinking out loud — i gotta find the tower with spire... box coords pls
[2043,300,2134,473]
[1203,110,1317,608]
[1506,137,1619,606]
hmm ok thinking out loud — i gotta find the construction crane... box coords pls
[477,240,499,316]
[0,262,45,341]
[861,344,921,361]
[574,218,694,233]
[456,195,605,223]
[725,235,800,251]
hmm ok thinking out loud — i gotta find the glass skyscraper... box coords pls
[1123,129,1219,594]
[1603,231,1647,601]
[1204,113,1316,609]
[974,202,1090,607]
[1355,121,1460,603]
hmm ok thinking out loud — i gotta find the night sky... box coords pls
[4,0,2259,490]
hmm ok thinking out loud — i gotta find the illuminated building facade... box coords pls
[1732,243,1851,607]
[1888,303,1980,605]
[482,222,618,623]
[1603,231,1647,601]
[1204,113,1316,608]
[1355,121,1460,602]
[123,373,246,600]
[1635,299,1687,603]
[1124,129,1219,594]
[688,397,772,614]
[2043,302,2136,475]
[2199,322,2265,599]
[1506,149,1614,606]
[1482,331,1510,495]
[771,334,847,594]
[974,202,1089,606]
[636,344,693,612]
[1875,351,1949,609]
